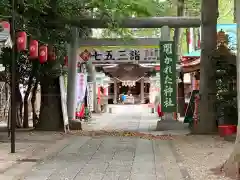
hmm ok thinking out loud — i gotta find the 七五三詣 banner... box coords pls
[160,41,177,112]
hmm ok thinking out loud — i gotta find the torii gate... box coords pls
[66,17,201,123]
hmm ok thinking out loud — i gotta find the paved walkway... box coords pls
[83,105,189,135]
[4,105,189,180]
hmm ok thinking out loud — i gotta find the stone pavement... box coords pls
[0,130,70,180]
[3,105,190,180]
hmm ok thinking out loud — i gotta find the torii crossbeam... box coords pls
[51,16,201,28]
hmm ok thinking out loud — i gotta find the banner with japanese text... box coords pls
[78,46,159,64]
[160,41,177,112]
[87,82,94,111]
[75,73,87,111]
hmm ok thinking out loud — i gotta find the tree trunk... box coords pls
[36,76,63,131]
[220,128,240,179]
[8,87,23,128]
[220,0,240,177]
[31,80,39,128]
[23,75,34,128]
[192,0,218,134]
[8,81,22,129]
[15,83,23,128]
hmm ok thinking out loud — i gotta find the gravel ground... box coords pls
[173,135,234,180]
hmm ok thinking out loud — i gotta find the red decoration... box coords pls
[198,39,201,48]
[39,45,48,64]
[16,31,27,52]
[154,66,160,71]
[29,40,38,59]
[64,56,68,66]
[97,87,101,104]
[79,49,91,61]
[1,21,10,31]
[157,104,164,117]
[218,125,237,137]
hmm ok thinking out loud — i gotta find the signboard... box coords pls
[87,82,94,111]
[78,46,159,64]
[160,41,177,112]
[59,76,69,132]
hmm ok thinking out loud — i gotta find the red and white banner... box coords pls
[188,28,195,53]
[75,73,87,109]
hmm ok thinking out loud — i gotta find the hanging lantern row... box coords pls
[16,31,57,64]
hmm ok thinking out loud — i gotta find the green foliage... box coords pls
[218,0,234,23]
[0,47,33,85]
[184,0,201,16]
[99,0,235,54]
[1,0,174,78]
[215,56,237,125]
[0,0,235,81]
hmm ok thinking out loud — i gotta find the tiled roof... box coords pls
[181,58,200,67]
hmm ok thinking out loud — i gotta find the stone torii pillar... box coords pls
[67,27,78,121]
[140,78,145,103]
[113,79,118,104]
[85,62,98,113]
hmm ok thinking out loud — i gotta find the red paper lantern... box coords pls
[16,31,27,52]
[1,21,10,32]
[39,45,48,64]
[64,56,68,66]
[29,40,38,59]
[154,66,160,71]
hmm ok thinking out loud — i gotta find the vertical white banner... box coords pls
[59,76,69,131]
[87,82,94,111]
[189,28,195,53]
[76,73,87,110]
